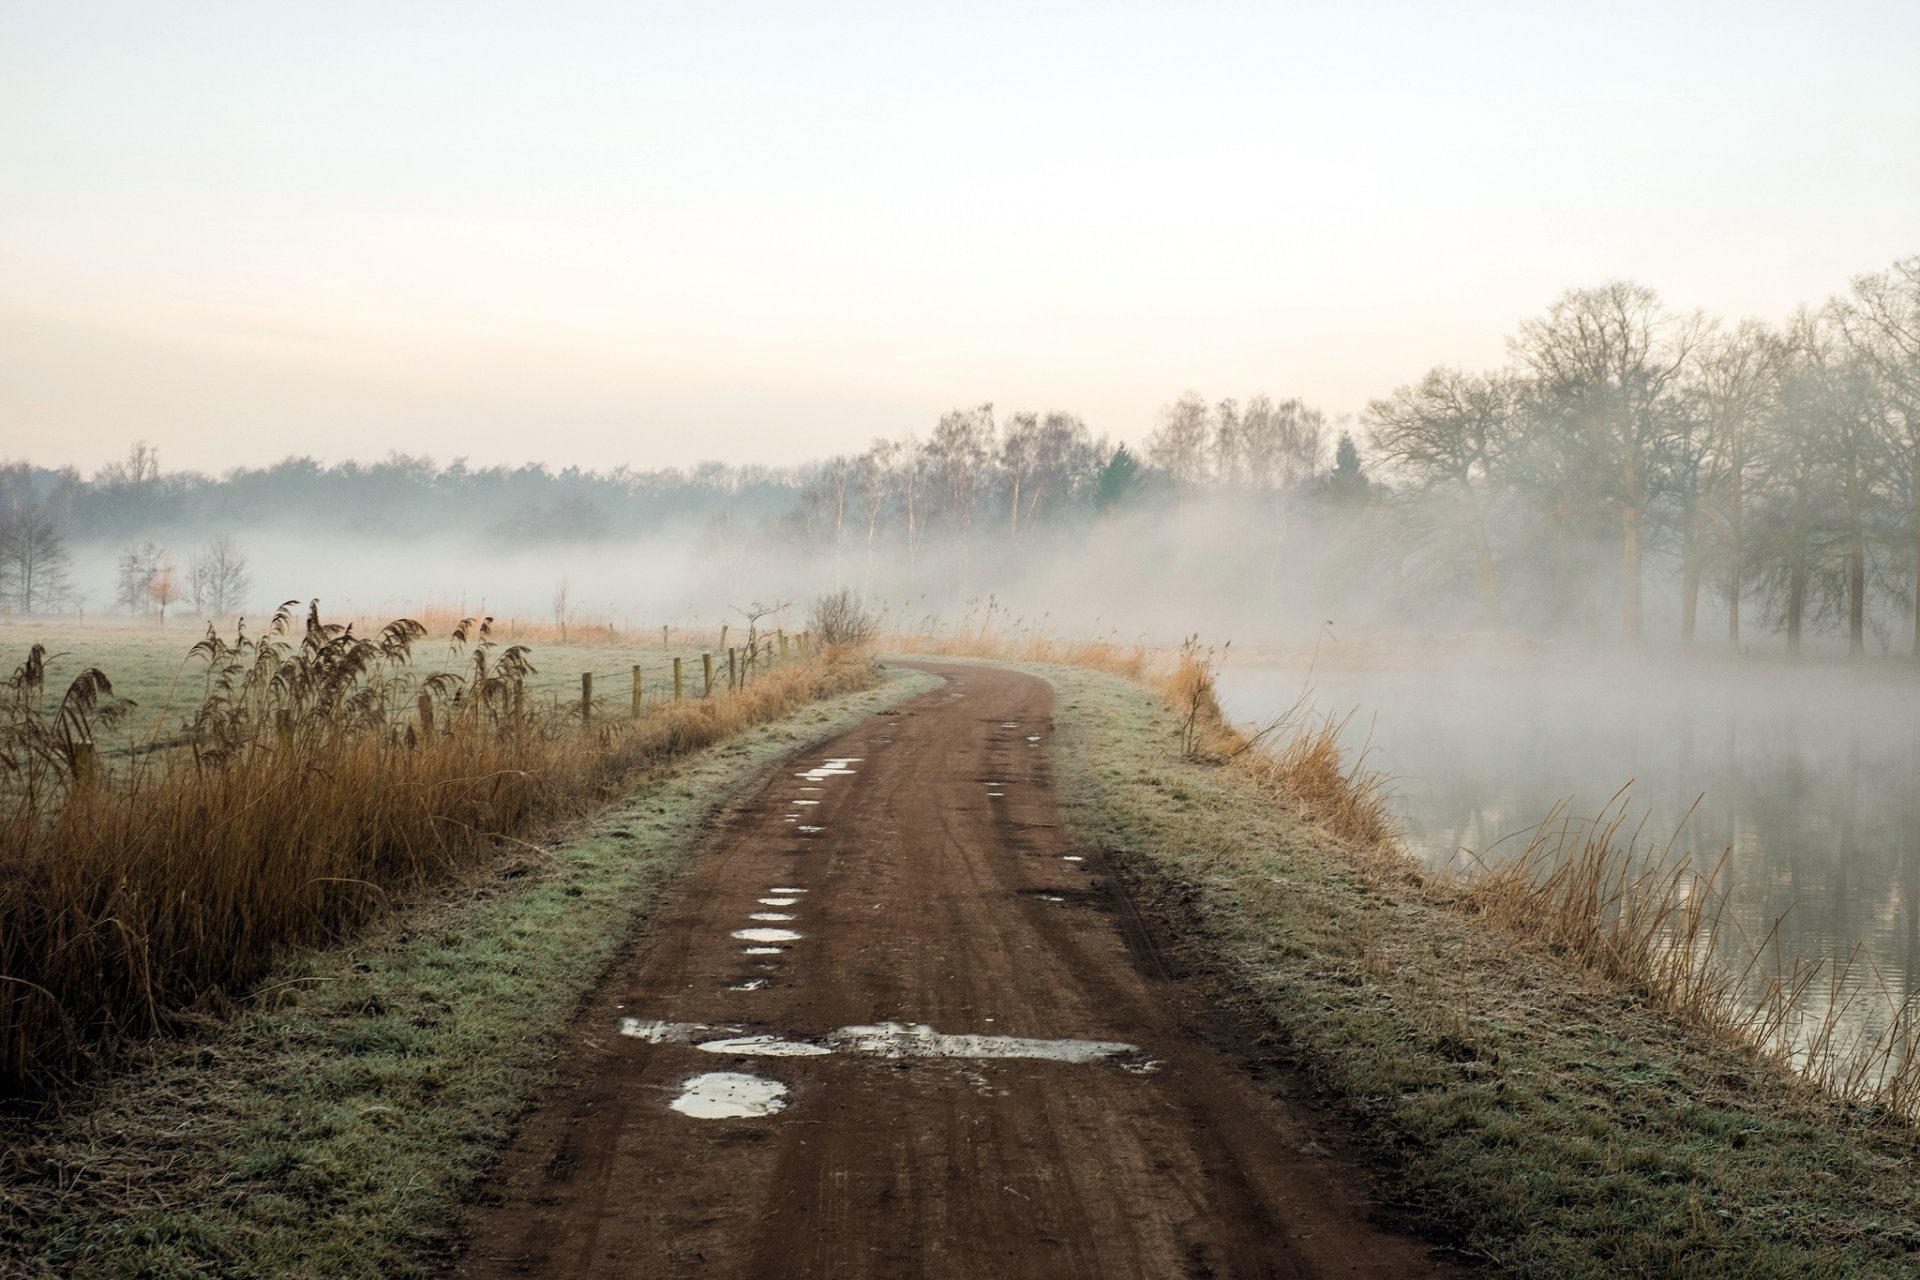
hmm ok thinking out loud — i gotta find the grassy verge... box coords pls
[1030,661,1920,1278]
[0,664,937,1280]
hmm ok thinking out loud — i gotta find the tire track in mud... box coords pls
[456,664,1463,1279]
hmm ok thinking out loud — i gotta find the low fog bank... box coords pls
[45,487,1920,664]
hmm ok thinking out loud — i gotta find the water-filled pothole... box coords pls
[734,927,802,943]
[742,945,784,955]
[623,1017,1155,1071]
[669,1071,788,1119]
[727,978,769,991]
[748,912,795,922]
[760,897,799,906]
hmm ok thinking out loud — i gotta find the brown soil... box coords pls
[454,663,1464,1279]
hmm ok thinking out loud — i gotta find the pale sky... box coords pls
[3,1,1916,476]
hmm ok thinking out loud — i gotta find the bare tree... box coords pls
[1144,392,1213,493]
[1001,413,1041,543]
[149,560,180,624]
[115,541,161,616]
[1236,396,1327,496]
[855,440,897,592]
[0,501,72,614]
[552,577,571,642]
[1368,367,1519,627]
[188,533,253,617]
[1831,257,1920,655]
[1514,281,1703,642]
[1686,319,1779,647]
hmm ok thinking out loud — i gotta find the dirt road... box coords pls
[457,664,1460,1279]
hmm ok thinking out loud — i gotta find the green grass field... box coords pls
[0,617,768,752]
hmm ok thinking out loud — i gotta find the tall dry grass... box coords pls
[1452,796,1920,1120]
[0,604,870,1094]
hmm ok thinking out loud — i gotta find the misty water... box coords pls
[1217,655,1920,1034]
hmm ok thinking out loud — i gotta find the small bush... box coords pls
[807,588,880,647]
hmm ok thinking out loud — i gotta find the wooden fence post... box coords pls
[719,623,729,652]
[661,624,669,650]
[702,653,714,697]
[581,672,593,726]
[779,630,789,660]
[632,664,643,718]
[727,647,737,691]
[673,656,684,700]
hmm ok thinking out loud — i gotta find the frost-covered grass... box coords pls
[1041,662,1920,1278]
[0,664,934,1279]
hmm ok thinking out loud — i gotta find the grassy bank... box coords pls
[0,664,936,1280]
[1033,661,1920,1277]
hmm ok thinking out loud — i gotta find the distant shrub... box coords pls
[807,589,879,647]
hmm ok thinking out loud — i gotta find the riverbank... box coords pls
[0,664,935,1279]
[1031,658,1920,1276]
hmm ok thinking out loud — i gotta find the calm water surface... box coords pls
[1216,657,1920,1015]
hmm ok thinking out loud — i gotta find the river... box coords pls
[1215,654,1920,1028]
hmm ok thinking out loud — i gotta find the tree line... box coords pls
[1366,259,1920,653]
[3,254,1915,653]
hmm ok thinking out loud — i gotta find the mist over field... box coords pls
[12,258,1920,663]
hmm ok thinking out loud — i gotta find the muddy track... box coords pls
[456,663,1461,1279]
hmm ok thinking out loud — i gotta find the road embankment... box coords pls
[1032,659,1920,1279]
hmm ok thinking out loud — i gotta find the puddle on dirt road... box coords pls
[742,946,783,955]
[621,1017,1155,1072]
[770,886,807,894]
[733,927,802,943]
[727,978,769,991]
[698,1034,832,1057]
[797,825,825,834]
[1062,855,1084,863]
[759,897,799,906]
[794,799,821,805]
[1039,894,1065,902]
[748,912,795,922]
[669,1072,789,1119]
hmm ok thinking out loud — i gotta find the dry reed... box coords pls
[0,604,871,1094]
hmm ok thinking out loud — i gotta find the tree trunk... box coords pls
[1621,504,1644,643]
[1472,529,1502,629]
[1727,466,1744,650]
[1787,549,1807,656]
[1912,460,1920,659]
[1466,484,1501,629]
[1848,461,1866,657]
[1680,547,1701,647]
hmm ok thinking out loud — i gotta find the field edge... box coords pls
[0,663,940,1280]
